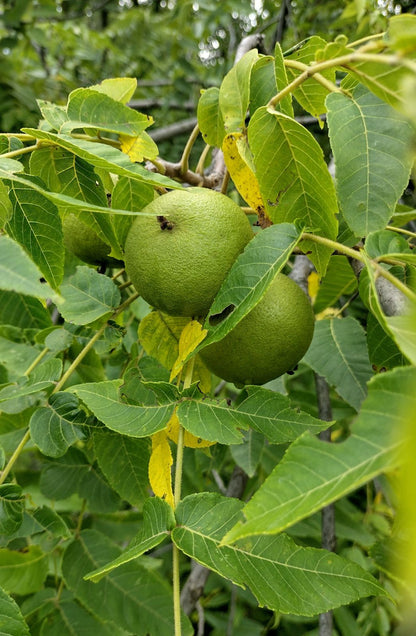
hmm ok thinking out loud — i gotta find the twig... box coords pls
[314,373,335,636]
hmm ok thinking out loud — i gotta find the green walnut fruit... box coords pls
[124,188,254,317]
[62,214,113,266]
[200,273,315,386]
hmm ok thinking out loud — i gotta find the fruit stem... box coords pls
[195,143,211,176]
[179,124,200,177]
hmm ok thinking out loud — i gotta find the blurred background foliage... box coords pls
[0,0,415,160]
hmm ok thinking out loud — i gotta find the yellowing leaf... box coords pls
[222,132,266,217]
[307,271,320,303]
[167,410,215,449]
[120,131,158,162]
[170,320,208,383]
[89,77,138,104]
[149,430,174,508]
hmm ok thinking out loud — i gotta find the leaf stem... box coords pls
[284,59,345,95]
[24,347,49,376]
[386,225,416,240]
[179,124,200,176]
[0,429,30,485]
[302,232,416,302]
[0,144,38,159]
[195,143,211,176]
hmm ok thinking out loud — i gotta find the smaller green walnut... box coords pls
[63,214,114,266]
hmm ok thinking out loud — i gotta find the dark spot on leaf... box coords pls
[209,304,235,326]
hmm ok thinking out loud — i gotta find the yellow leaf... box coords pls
[307,271,320,303]
[170,320,208,383]
[120,130,158,162]
[148,430,174,508]
[167,410,215,449]
[222,132,266,216]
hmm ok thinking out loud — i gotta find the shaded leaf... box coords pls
[0,545,48,595]
[0,586,30,636]
[219,49,259,132]
[62,529,192,636]
[93,429,150,507]
[0,484,24,535]
[197,87,225,147]
[273,43,294,117]
[0,291,51,330]
[314,255,357,313]
[303,316,373,410]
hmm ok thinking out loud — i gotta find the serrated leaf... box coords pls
[85,496,175,581]
[0,586,30,636]
[195,223,302,351]
[111,176,155,247]
[63,88,152,136]
[173,493,385,616]
[29,392,86,458]
[120,130,158,162]
[21,129,181,190]
[0,236,58,301]
[222,132,265,214]
[62,529,192,636]
[0,484,24,535]
[89,77,137,104]
[327,86,413,236]
[40,447,120,513]
[286,36,335,121]
[149,430,174,508]
[35,594,119,636]
[6,179,64,290]
[0,358,62,405]
[197,87,225,147]
[58,266,121,325]
[0,545,48,595]
[37,100,68,130]
[69,380,175,437]
[248,107,338,275]
[303,316,373,410]
[166,410,214,449]
[170,320,207,383]
[93,429,150,507]
[177,384,328,446]
[223,366,414,543]
[230,430,264,477]
[219,48,259,132]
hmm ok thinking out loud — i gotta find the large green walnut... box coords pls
[62,214,113,266]
[200,273,315,386]
[124,188,254,317]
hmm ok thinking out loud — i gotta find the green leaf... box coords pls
[85,497,175,581]
[364,228,416,264]
[303,316,373,410]
[0,358,62,405]
[248,107,338,275]
[0,180,12,226]
[0,484,24,535]
[62,529,192,636]
[198,223,302,350]
[230,430,264,477]
[223,366,414,543]
[0,236,58,301]
[40,447,120,513]
[34,594,120,636]
[314,255,357,313]
[21,128,181,190]
[0,545,48,595]
[0,291,52,330]
[173,493,385,616]
[30,392,86,458]
[327,86,413,236]
[273,43,294,117]
[286,36,335,120]
[197,87,225,147]
[0,336,40,379]
[58,266,121,325]
[178,385,329,446]
[0,586,30,636]
[7,178,64,290]
[367,312,406,371]
[69,380,175,437]
[249,56,277,114]
[63,88,152,137]
[219,48,259,132]
[93,429,150,507]
[89,77,137,104]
